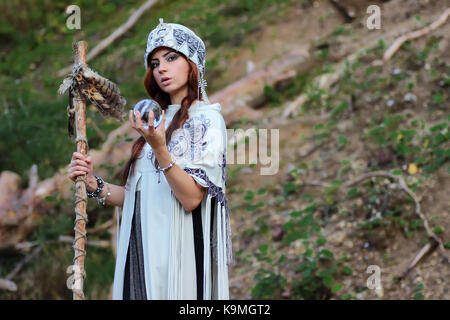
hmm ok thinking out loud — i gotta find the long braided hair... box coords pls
[120,51,202,186]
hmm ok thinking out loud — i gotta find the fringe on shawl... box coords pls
[183,167,234,266]
[168,188,231,299]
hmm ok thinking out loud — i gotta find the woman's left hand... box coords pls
[129,109,167,152]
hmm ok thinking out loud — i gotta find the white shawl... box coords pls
[112,100,232,300]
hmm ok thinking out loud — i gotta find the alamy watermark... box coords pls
[66,5,81,30]
[168,125,280,176]
[366,265,382,290]
[366,5,381,30]
[227,128,279,175]
[66,264,83,291]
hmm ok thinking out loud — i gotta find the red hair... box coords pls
[120,52,202,186]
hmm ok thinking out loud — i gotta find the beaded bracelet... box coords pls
[159,159,176,173]
[97,182,111,206]
[87,175,104,198]
[156,159,176,183]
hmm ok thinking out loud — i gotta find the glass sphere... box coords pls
[133,99,162,129]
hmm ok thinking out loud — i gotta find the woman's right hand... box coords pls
[68,152,96,191]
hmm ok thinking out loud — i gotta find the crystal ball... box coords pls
[133,99,162,129]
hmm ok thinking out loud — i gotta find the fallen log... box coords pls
[211,48,312,124]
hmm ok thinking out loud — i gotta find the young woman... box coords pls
[67,18,232,300]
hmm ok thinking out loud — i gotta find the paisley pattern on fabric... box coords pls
[149,114,212,163]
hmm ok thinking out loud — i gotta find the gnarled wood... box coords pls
[72,41,88,300]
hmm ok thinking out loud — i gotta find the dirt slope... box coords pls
[226,0,449,300]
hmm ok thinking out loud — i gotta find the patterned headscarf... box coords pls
[144,18,210,104]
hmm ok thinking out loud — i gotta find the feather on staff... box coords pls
[58,63,126,136]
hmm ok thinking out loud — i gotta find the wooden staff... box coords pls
[72,41,88,300]
[59,39,125,299]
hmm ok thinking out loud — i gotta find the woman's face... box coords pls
[149,47,190,98]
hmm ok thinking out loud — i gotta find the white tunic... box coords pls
[112,100,232,300]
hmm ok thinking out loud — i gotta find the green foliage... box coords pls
[83,247,116,298]
[365,112,450,173]
[283,204,321,243]
[34,212,73,242]
[252,268,287,299]
[263,85,282,107]
[250,203,351,299]
[332,26,353,36]
[414,283,424,300]
[246,201,265,212]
